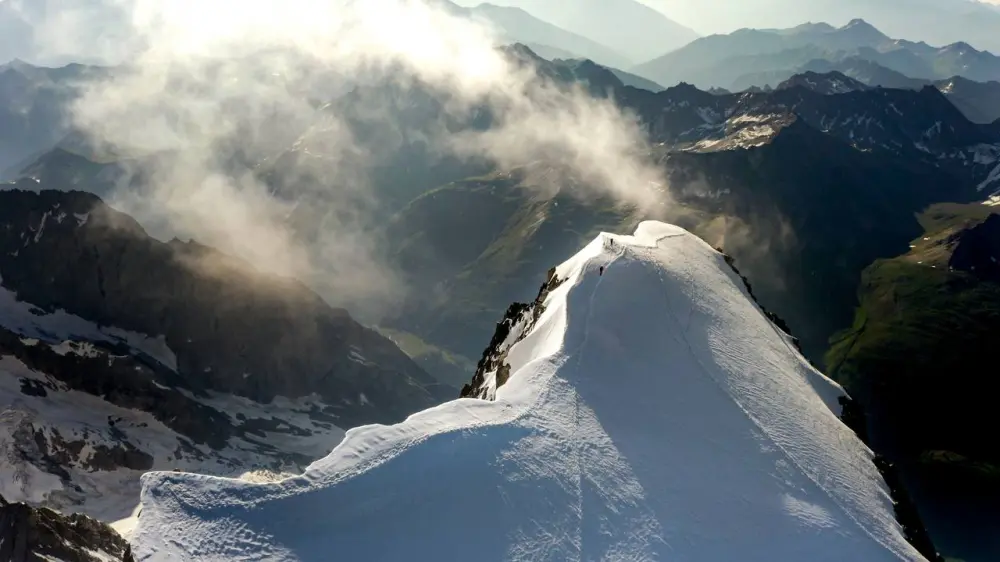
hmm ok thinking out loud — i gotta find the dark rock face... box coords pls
[835,397,944,562]
[461,267,564,400]
[949,213,1000,282]
[0,494,135,562]
[0,189,450,427]
[664,119,969,359]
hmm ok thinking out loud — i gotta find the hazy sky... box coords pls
[5,0,1000,66]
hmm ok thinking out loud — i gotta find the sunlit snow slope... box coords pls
[132,221,925,562]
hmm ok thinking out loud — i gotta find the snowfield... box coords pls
[132,221,925,561]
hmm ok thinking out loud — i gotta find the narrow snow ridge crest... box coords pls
[131,221,925,562]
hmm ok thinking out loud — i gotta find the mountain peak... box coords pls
[942,41,976,54]
[843,18,873,29]
[776,70,869,95]
[0,58,36,76]
[838,18,889,41]
[130,222,927,561]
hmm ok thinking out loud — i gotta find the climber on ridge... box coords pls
[599,265,605,276]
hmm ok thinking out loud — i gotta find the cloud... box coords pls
[54,0,666,320]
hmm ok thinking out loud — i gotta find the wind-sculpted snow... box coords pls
[131,221,925,561]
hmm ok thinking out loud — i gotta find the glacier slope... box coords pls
[132,221,925,561]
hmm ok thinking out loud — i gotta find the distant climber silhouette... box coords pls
[599,266,604,276]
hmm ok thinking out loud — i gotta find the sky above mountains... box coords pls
[4,0,1000,67]
[456,0,1000,56]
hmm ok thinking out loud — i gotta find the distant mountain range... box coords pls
[634,0,1000,55]
[737,59,1000,124]
[633,18,1000,91]
[0,60,108,175]
[454,0,699,62]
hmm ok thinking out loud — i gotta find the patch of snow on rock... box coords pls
[0,282,178,371]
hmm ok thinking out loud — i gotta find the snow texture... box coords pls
[131,222,925,561]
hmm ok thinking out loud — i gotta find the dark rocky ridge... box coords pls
[0,188,450,426]
[461,266,564,399]
[0,494,134,562]
[718,251,800,352]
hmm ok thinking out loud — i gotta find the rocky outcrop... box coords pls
[0,327,234,449]
[718,251,801,352]
[0,189,450,427]
[461,267,564,399]
[0,494,134,562]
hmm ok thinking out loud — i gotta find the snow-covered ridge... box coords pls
[131,222,925,561]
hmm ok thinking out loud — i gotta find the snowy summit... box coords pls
[131,222,925,561]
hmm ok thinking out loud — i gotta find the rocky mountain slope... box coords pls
[1,494,134,562]
[774,70,870,94]
[826,203,1000,561]
[0,188,448,525]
